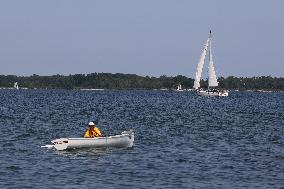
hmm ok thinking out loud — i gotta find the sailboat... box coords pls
[14,82,19,90]
[193,31,229,97]
[175,84,184,92]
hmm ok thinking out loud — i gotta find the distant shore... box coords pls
[1,88,283,93]
[0,73,283,91]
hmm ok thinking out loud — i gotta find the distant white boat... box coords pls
[175,84,184,92]
[80,88,105,91]
[193,31,229,97]
[14,82,19,90]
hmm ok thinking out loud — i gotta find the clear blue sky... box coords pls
[0,0,283,77]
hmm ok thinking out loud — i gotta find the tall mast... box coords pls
[208,30,212,90]
[209,30,212,62]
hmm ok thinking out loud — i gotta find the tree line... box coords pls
[0,73,283,91]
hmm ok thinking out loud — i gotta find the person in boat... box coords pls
[84,121,102,138]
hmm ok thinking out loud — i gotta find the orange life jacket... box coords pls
[84,127,102,138]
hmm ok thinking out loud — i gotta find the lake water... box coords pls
[0,90,283,188]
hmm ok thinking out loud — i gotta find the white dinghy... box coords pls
[41,130,134,151]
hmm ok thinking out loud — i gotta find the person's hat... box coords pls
[88,122,95,126]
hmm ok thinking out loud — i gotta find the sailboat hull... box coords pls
[198,90,219,96]
[197,90,229,97]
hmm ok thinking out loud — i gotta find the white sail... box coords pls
[193,38,209,89]
[208,37,218,87]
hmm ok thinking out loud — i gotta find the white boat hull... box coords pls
[175,89,184,92]
[43,130,134,151]
[197,90,229,97]
[219,91,229,96]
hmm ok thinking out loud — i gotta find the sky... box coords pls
[0,0,283,77]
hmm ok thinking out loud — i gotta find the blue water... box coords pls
[0,90,283,188]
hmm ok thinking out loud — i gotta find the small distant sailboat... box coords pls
[193,31,229,97]
[14,82,19,90]
[176,84,184,92]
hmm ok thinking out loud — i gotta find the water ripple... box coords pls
[0,90,283,188]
